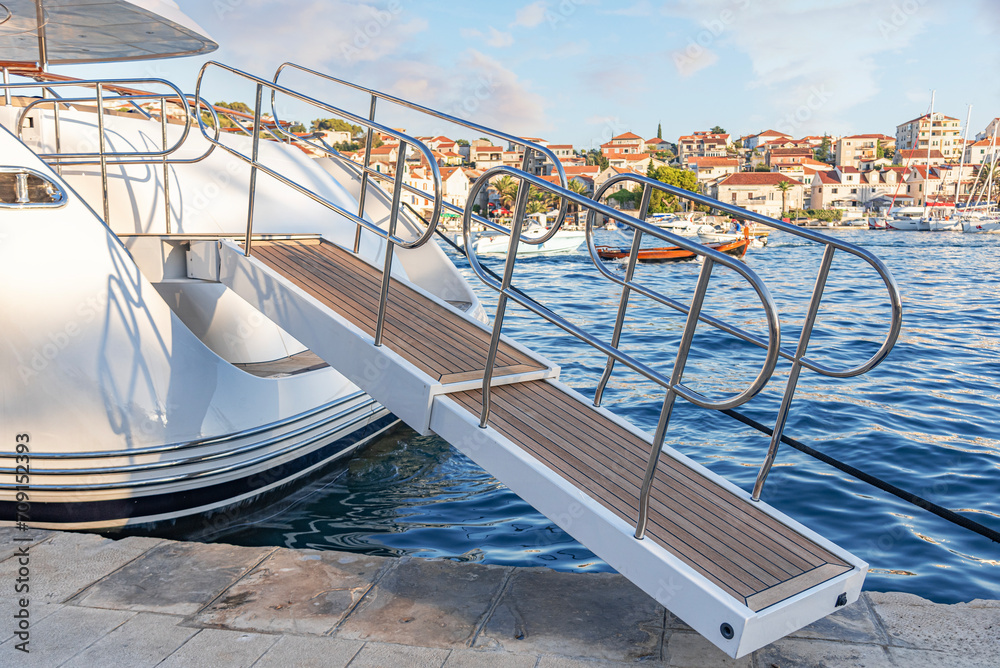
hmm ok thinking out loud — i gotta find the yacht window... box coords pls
[0,168,67,208]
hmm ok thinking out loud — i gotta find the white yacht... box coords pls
[0,0,484,529]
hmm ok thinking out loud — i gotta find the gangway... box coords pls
[193,63,898,657]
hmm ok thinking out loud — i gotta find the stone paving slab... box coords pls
[253,635,364,668]
[194,548,388,635]
[663,631,751,668]
[886,645,995,668]
[867,592,999,662]
[347,641,451,667]
[0,604,135,667]
[477,568,664,662]
[752,637,890,667]
[338,557,511,648]
[157,628,278,668]
[788,592,884,644]
[72,540,275,615]
[0,531,159,605]
[0,527,53,561]
[62,612,199,668]
[443,648,539,667]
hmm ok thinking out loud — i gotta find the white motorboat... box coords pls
[925,217,962,231]
[884,206,927,231]
[961,216,1000,233]
[472,219,584,255]
[0,0,485,529]
[697,223,769,248]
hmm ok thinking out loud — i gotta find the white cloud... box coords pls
[486,27,514,47]
[602,1,653,17]
[513,1,549,28]
[461,27,513,47]
[202,0,428,72]
[536,39,589,60]
[661,0,944,134]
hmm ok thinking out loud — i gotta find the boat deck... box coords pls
[449,382,851,612]
[250,239,545,385]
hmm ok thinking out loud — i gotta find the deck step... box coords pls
[210,237,866,658]
[213,238,558,433]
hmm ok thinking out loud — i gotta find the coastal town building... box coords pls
[645,137,672,155]
[686,156,739,183]
[606,152,666,174]
[593,165,643,197]
[600,132,645,157]
[895,112,963,162]
[834,134,895,169]
[963,137,999,166]
[767,147,814,169]
[975,118,1000,141]
[894,149,947,167]
[742,129,791,152]
[471,144,504,170]
[708,172,804,218]
[676,131,731,163]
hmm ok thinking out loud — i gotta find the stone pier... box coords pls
[0,529,994,667]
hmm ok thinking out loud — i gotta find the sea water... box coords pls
[208,228,999,604]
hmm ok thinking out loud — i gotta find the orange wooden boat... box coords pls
[595,237,749,263]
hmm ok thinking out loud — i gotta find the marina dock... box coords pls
[1,528,994,667]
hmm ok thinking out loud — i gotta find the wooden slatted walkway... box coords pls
[250,239,545,384]
[450,381,851,612]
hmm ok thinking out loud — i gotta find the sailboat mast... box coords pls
[972,128,997,209]
[924,90,934,212]
[955,105,972,212]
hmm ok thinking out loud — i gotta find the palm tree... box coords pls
[775,179,793,217]
[565,178,589,225]
[525,199,546,215]
[493,175,519,208]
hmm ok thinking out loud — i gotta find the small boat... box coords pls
[473,218,585,255]
[595,238,749,263]
[697,225,769,248]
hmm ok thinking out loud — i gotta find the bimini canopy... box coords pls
[0,0,217,66]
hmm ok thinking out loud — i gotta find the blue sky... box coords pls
[69,0,1000,148]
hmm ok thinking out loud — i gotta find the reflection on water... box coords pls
[204,229,1000,604]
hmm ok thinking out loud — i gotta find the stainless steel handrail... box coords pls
[590,174,903,501]
[194,61,444,345]
[1,75,222,231]
[269,62,570,246]
[463,166,783,539]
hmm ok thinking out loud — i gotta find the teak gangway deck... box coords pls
[202,237,866,658]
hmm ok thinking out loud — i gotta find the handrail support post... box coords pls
[374,142,408,347]
[355,94,378,253]
[244,82,264,257]
[752,244,836,500]
[635,257,715,539]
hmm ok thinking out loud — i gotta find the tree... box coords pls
[311,118,363,136]
[643,165,698,213]
[493,174,519,208]
[456,139,470,146]
[875,139,885,160]
[525,199,546,215]
[710,125,726,134]
[815,134,832,163]
[775,179,793,216]
[754,164,772,172]
[657,122,662,139]
[289,122,306,133]
[585,148,608,170]
[607,188,637,208]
